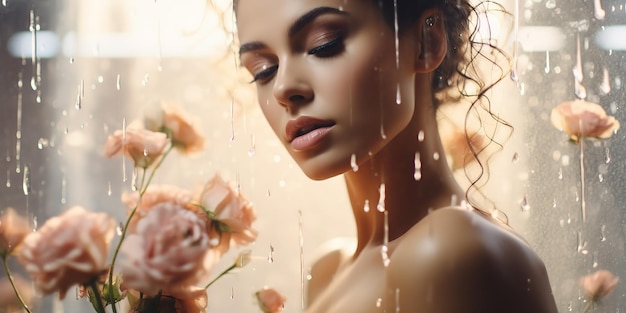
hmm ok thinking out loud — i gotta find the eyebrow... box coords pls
[238,6,349,56]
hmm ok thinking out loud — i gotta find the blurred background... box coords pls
[0,0,625,312]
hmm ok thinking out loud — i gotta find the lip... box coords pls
[285,116,336,150]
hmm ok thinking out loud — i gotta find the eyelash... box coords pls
[249,36,345,84]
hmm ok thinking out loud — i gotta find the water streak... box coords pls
[544,51,550,74]
[599,67,611,95]
[116,74,121,90]
[15,77,22,174]
[350,153,359,172]
[594,0,606,20]
[377,183,386,212]
[573,35,587,100]
[393,0,399,69]
[22,165,30,196]
[510,0,520,84]
[579,135,586,222]
[364,199,370,212]
[268,244,274,263]
[413,152,422,181]
[248,135,255,157]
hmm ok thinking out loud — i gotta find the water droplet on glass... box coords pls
[37,138,48,149]
[2,0,6,7]
[417,130,425,142]
[433,152,440,161]
[599,67,611,95]
[248,135,256,157]
[577,231,588,254]
[69,57,74,64]
[21,165,30,196]
[61,176,67,204]
[520,195,530,212]
[75,93,82,110]
[558,168,563,180]
[107,181,112,196]
[363,199,370,212]
[605,146,611,163]
[600,225,607,242]
[116,74,121,90]
[377,183,386,212]
[598,174,604,182]
[116,223,124,236]
[6,169,11,188]
[376,298,383,308]
[268,244,274,263]
[414,152,422,181]
[380,124,387,140]
[592,251,599,268]
[594,0,606,20]
[545,0,556,9]
[30,76,37,91]
[32,216,37,232]
[350,153,359,172]
[395,84,401,104]
[512,152,519,163]
[544,51,550,74]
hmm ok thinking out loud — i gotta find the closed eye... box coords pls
[250,64,279,84]
[307,36,345,58]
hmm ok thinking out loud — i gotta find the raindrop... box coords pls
[395,288,400,313]
[376,298,383,308]
[75,93,82,110]
[433,152,440,161]
[520,195,530,212]
[600,225,607,242]
[573,35,587,100]
[577,232,588,254]
[116,74,121,90]
[599,67,611,95]
[545,0,556,9]
[30,77,37,91]
[592,251,598,268]
[61,176,66,204]
[230,287,235,300]
[107,181,112,196]
[116,223,124,236]
[22,165,30,196]
[268,244,274,263]
[544,51,550,74]
[605,146,611,164]
[552,198,557,208]
[5,169,11,188]
[377,183,386,212]
[363,199,370,212]
[395,84,401,105]
[512,152,519,163]
[141,74,150,86]
[509,69,519,84]
[558,168,563,180]
[248,135,255,157]
[393,0,399,69]
[350,153,359,172]
[598,174,604,182]
[380,124,387,140]
[414,152,422,181]
[97,75,104,83]
[32,216,37,232]
[417,130,425,142]
[2,0,6,6]
[69,57,74,64]
[594,0,606,20]
[37,137,48,149]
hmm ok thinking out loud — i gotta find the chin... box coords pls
[297,159,349,181]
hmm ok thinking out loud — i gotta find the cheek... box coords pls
[257,93,284,136]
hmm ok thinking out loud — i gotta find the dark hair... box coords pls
[376,0,513,221]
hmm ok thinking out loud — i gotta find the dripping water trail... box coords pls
[510,0,520,84]
[579,137,586,222]
[544,51,550,74]
[599,67,610,95]
[593,0,606,20]
[573,35,587,100]
[121,118,127,182]
[299,210,305,310]
[15,72,23,174]
[230,96,236,142]
[393,0,399,70]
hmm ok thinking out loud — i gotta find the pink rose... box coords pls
[579,270,619,300]
[0,275,34,312]
[255,287,286,313]
[551,100,620,141]
[104,122,169,168]
[196,174,257,247]
[119,203,211,296]
[0,208,30,256]
[121,185,194,233]
[160,103,205,154]
[18,206,115,299]
[441,129,486,171]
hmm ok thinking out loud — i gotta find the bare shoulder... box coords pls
[306,237,356,307]
[385,207,558,313]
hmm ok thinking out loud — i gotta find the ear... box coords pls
[413,8,447,74]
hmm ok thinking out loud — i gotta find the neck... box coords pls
[343,98,465,257]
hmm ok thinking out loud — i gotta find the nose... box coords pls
[272,60,313,110]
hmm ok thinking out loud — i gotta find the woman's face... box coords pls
[237,0,418,180]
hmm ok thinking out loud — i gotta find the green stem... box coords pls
[2,255,32,313]
[205,263,236,289]
[106,146,174,313]
[90,280,106,313]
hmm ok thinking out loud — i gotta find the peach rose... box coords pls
[255,287,286,313]
[0,275,34,312]
[119,203,211,296]
[551,100,620,142]
[121,185,195,233]
[441,129,486,171]
[160,103,205,154]
[579,270,619,300]
[196,174,257,247]
[0,208,30,256]
[104,122,169,168]
[18,206,115,299]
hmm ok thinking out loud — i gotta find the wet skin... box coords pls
[237,0,559,312]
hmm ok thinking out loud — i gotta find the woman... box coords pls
[235,0,558,312]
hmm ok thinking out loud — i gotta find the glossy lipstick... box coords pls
[286,116,335,151]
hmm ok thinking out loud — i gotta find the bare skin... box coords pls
[236,0,559,312]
